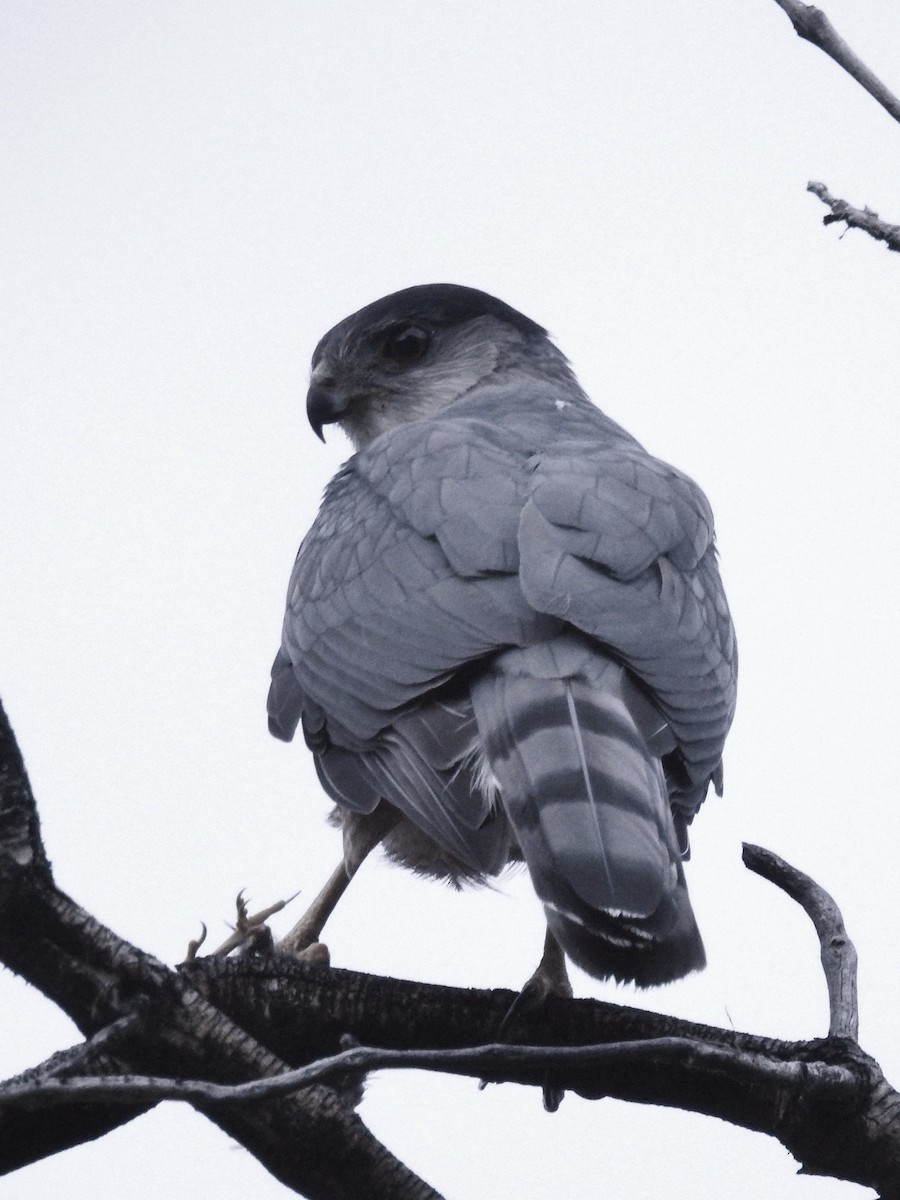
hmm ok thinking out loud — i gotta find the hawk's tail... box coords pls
[471,639,705,986]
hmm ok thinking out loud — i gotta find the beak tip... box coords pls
[306,382,345,442]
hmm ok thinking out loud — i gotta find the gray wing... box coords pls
[270,413,557,743]
[268,400,564,872]
[269,390,735,871]
[520,431,736,810]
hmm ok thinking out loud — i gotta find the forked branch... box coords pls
[2,696,900,1197]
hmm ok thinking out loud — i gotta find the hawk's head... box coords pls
[306,284,574,448]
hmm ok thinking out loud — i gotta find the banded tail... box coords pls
[471,637,705,986]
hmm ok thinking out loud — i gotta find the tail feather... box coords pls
[471,638,705,985]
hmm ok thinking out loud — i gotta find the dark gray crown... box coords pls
[313,283,547,365]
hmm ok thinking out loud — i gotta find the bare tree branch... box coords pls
[0,699,443,1200]
[742,842,859,1039]
[5,956,899,1194]
[4,693,900,1197]
[771,1,900,125]
[769,6,900,249]
[807,181,900,252]
[0,1036,859,1109]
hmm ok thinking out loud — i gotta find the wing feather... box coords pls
[269,384,736,926]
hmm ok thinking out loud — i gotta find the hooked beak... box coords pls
[306,383,350,442]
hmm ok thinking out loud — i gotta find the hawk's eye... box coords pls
[381,324,430,366]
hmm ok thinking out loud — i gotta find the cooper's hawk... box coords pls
[268,284,736,986]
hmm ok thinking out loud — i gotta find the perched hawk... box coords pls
[268,284,736,987]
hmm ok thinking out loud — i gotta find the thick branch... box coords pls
[771,1,900,125]
[0,702,51,893]
[5,959,898,1195]
[172,948,900,1195]
[0,700,441,1200]
[4,696,900,1195]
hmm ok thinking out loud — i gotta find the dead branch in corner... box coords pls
[771,1,900,126]
[771,2,900,253]
[3,697,900,1197]
[0,699,441,1200]
[807,182,900,252]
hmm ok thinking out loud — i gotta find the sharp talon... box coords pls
[199,888,304,958]
[185,923,208,961]
[520,978,544,1006]
[498,978,548,1039]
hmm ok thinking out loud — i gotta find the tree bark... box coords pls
[2,697,900,1196]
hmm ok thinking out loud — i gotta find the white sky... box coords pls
[3,2,900,1197]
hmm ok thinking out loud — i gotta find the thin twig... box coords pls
[771,1,900,126]
[807,182,900,252]
[0,1037,858,1110]
[742,843,859,1040]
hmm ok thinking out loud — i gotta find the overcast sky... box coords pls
[3,3,900,1197]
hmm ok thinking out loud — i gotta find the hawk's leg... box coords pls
[277,805,398,958]
[499,925,573,1037]
[498,926,573,1112]
[276,859,351,959]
